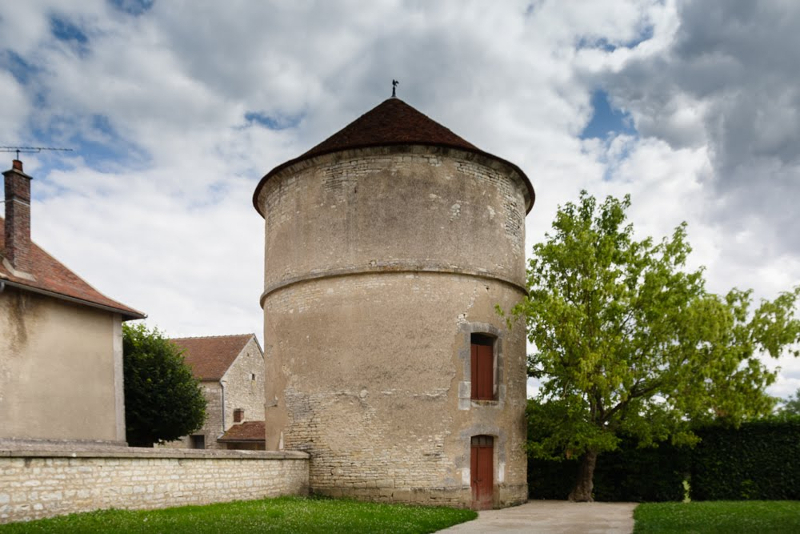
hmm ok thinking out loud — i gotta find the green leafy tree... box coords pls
[123,323,206,447]
[781,389,800,416]
[511,191,800,501]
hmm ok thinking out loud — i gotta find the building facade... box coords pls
[166,334,265,450]
[254,98,535,508]
[0,159,144,445]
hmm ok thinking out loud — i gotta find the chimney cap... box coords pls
[3,160,32,180]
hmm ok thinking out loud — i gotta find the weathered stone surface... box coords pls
[259,145,529,508]
[0,449,308,524]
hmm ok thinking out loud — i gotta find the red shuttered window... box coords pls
[471,334,494,400]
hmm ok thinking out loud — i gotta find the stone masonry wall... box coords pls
[0,448,308,524]
[260,146,529,509]
[222,337,265,431]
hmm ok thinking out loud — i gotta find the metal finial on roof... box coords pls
[392,79,399,98]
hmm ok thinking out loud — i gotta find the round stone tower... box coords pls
[253,97,534,509]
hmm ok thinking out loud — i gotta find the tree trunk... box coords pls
[568,449,598,502]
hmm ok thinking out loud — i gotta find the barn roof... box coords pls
[170,334,255,381]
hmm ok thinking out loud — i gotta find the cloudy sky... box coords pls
[2,0,798,399]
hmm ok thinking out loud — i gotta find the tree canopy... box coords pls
[511,191,800,501]
[780,388,800,416]
[123,323,206,447]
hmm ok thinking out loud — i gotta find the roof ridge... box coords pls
[32,240,144,317]
[0,217,145,319]
[169,333,255,340]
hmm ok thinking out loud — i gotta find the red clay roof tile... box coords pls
[170,334,254,381]
[0,217,145,319]
[301,97,480,157]
[218,420,265,442]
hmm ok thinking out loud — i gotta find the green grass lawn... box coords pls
[0,496,477,534]
[634,501,800,534]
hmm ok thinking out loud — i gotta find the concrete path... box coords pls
[438,500,637,534]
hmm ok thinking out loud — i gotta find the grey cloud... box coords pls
[602,0,800,253]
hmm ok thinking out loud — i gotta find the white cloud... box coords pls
[1,0,797,397]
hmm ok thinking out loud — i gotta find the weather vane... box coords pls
[0,146,73,160]
[392,79,399,97]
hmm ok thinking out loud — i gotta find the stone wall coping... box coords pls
[0,447,309,460]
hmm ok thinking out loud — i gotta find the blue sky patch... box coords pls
[80,115,149,169]
[1,51,37,85]
[576,37,617,52]
[50,16,90,56]
[245,112,302,131]
[28,114,150,183]
[580,90,636,140]
[624,24,654,48]
[108,0,155,16]
[576,24,654,52]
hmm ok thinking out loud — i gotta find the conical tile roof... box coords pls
[253,98,534,214]
[301,98,480,158]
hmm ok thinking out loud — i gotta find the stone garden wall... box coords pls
[0,447,308,524]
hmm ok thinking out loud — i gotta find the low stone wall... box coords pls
[0,447,309,524]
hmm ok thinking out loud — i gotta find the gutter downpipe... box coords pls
[219,379,227,439]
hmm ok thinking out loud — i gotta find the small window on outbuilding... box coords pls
[190,435,205,449]
[233,408,244,423]
[471,334,495,400]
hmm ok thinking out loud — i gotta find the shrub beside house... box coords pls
[163,334,266,450]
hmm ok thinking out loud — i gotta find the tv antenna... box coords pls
[0,146,74,160]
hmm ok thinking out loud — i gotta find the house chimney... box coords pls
[3,159,33,273]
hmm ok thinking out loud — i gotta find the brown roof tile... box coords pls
[253,98,534,215]
[218,420,265,442]
[301,97,480,158]
[170,334,254,381]
[0,217,145,319]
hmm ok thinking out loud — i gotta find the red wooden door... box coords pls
[471,436,493,510]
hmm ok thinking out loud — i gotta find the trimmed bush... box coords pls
[528,418,800,502]
[592,440,688,502]
[528,440,688,502]
[691,418,800,501]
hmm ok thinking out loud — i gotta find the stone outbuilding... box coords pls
[0,159,145,446]
[166,334,265,450]
[253,97,534,509]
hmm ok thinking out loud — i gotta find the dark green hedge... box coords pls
[691,419,800,501]
[529,418,800,502]
[528,439,688,502]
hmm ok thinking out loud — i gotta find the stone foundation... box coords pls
[315,483,528,509]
